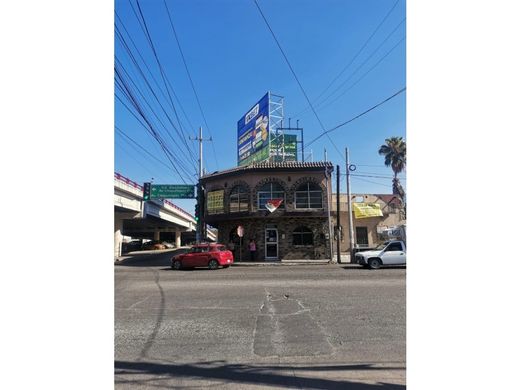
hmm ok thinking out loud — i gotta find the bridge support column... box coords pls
[114,216,123,259]
[175,228,181,247]
[154,228,161,241]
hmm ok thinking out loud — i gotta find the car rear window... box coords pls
[215,246,226,251]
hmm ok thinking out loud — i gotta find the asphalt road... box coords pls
[115,250,406,389]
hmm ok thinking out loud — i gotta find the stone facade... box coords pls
[200,162,334,261]
[217,216,330,261]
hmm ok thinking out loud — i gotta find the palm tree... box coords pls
[378,137,406,214]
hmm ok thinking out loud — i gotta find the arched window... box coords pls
[293,226,314,246]
[257,182,285,209]
[295,182,323,209]
[229,185,249,212]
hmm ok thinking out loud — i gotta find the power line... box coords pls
[115,71,196,180]
[115,13,199,138]
[312,36,405,115]
[115,15,201,171]
[163,0,220,171]
[115,55,198,172]
[298,0,401,115]
[351,173,406,180]
[253,0,343,159]
[115,14,199,169]
[351,176,393,188]
[306,87,406,147]
[115,140,157,179]
[115,66,193,183]
[131,0,196,159]
[115,126,181,173]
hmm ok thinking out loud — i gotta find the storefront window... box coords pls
[257,182,285,209]
[229,185,249,212]
[293,226,314,245]
[295,182,323,209]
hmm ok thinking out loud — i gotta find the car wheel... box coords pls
[368,258,382,270]
[172,260,182,270]
[208,259,219,270]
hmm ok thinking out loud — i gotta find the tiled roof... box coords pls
[201,161,334,180]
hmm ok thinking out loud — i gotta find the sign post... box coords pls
[237,225,244,262]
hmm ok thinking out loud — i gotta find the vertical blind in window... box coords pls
[257,182,285,209]
[229,185,249,212]
[293,226,314,245]
[295,182,323,209]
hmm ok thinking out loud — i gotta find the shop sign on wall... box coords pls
[207,190,225,214]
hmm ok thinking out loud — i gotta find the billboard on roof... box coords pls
[271,134,298,162]
[237,93,270,166]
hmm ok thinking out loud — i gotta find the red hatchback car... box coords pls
[171,243,234,270]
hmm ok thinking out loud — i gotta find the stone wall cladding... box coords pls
[219,217,329,261]
[202,167,333,261]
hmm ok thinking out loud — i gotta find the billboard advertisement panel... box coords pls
[237,93,270,166]
[207,190,225,215]
[271,134,298,162]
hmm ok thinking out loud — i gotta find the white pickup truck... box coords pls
[354,240,406,269]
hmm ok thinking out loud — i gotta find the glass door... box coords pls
[265,228,278,260]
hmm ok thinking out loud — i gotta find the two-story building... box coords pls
[200,161,334,261]
[331,193,405,253]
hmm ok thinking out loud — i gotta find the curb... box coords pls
[232,261,341,266]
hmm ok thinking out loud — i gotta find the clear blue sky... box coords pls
[115,0,406,213]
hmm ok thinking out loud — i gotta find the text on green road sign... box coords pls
[150,184,195,199]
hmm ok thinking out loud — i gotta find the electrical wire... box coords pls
[115,140,157,179]
[115,126,183,173]
[115,72,196,180]
[115,13,198,138]
[306,87,406,147]
[115,17,199,168]
[115,56,198,172]
[351,176,393,188]
[253,0,342,159]
[296,0,401,116]
[163,0,220,171]
[312,20,405,113]
[115,12,199,151]
[115,66,193,183]
[312,36,405,115]
[130,0,196,157]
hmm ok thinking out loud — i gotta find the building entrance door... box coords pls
[265,228,278,261]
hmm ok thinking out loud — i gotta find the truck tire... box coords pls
[368,258,382,269]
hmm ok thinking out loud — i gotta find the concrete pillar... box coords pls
[175,228,181,248]
[114,216,123,259]
[154,228,161,241]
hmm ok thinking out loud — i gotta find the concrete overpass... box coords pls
[114,173,215,257]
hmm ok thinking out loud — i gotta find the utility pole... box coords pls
[336,164,341,264]
[345,147,355,263]
[190,127,212,243]
[324,149,333,262]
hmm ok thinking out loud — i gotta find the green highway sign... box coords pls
[150,184,195,199]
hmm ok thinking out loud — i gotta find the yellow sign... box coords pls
[353,203,383,219]
[207,190,224,215]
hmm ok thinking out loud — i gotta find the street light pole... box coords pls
[346,147,355,263]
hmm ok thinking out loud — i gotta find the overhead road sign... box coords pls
[149,184,195,199]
